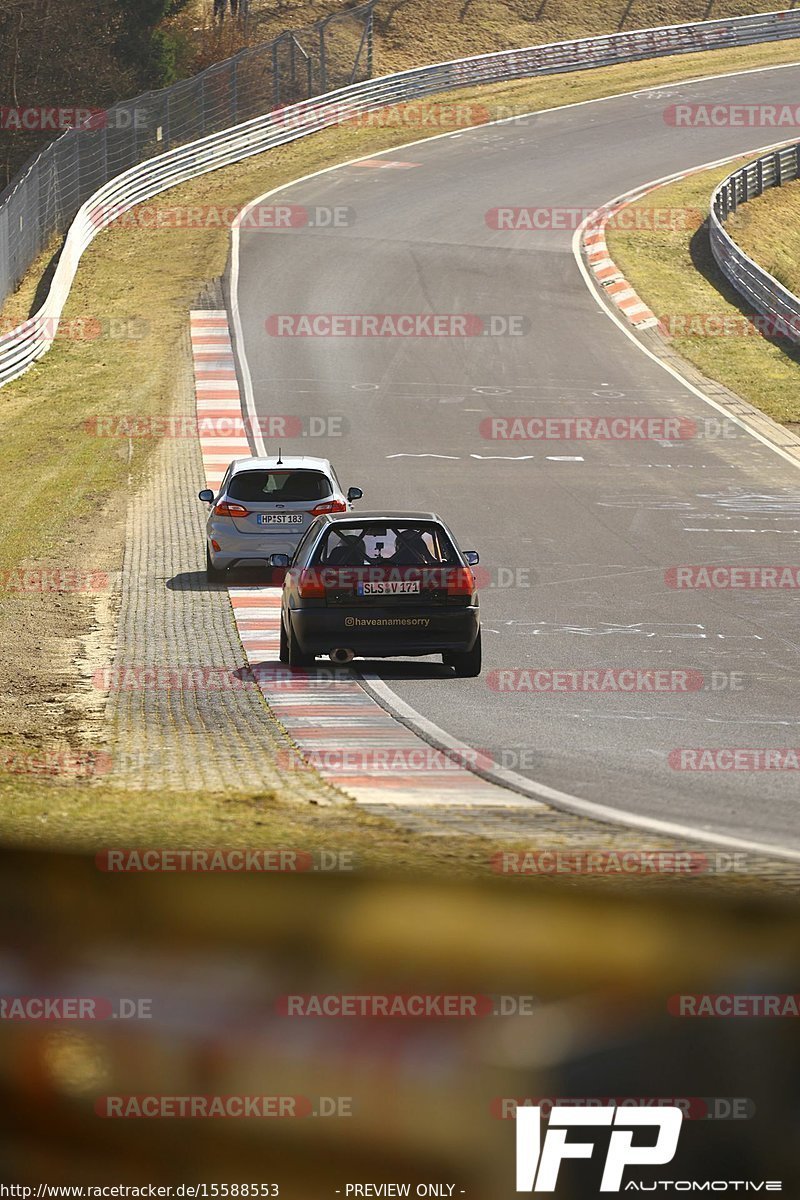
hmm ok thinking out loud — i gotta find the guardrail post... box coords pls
[775,149,782,186]
[756,156,764,196]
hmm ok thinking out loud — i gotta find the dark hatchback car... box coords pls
[270,512,481,676]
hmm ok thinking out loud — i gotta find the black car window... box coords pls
[228,471,332,503]
[292,520,324,564]
[313,524,458,567]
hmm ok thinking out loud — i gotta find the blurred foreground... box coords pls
[0,849,797,1195]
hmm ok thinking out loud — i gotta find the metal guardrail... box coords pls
[4,7,800,387]
[710,141,800,341]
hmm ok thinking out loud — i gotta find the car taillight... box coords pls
[213,501,250,518]
[447,567,475,597]
[310,500,348,516]
[298,569,325,599]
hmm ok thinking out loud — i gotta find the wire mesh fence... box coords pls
[0,0,376,308]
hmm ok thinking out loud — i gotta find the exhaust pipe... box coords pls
[330,647,355,665]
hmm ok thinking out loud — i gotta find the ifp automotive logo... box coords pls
[516,1105,682,1192]
[515,1105,782,1192]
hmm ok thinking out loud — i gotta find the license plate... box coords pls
[358,580,421,595]
[257,514,304,525]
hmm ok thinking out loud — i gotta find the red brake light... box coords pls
[447,567,475,596]
[310,500,348,516]
[213,501,250,518]
[298,568,325,599]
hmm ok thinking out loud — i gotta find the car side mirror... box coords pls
[198,489,214,503]
[347,487,363,502]
[269,554,290,568]
[464,551,479,566]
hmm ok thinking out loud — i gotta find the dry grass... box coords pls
[726,175,800,297]
[170,1,789,76]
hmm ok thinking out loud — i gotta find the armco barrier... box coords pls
[4,8,800,388]
[710,141,800,342]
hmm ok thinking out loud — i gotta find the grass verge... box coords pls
[606,157,800,426]
[0,773,496,873]
[3,39,800,852]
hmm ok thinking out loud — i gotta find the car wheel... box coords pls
[206,545,226,583]
[279,614,289,664]
[443,632,482,678]
[287,616,315,669]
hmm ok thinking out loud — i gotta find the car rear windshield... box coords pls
[228,470,332,503]
[312,523,459,567]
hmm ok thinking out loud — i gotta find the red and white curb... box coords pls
[190,310,539,809]
[581,163,715,332]
[582,216,660,331]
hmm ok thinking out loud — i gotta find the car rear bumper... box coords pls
[208,532,302,567]
[289,605,480,657]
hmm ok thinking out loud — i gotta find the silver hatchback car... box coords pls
[198,455,362,580]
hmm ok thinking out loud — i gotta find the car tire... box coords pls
[287,616,315,669]
[279,615,289,664]
[206,546,226,583]
[443,632,482,678]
